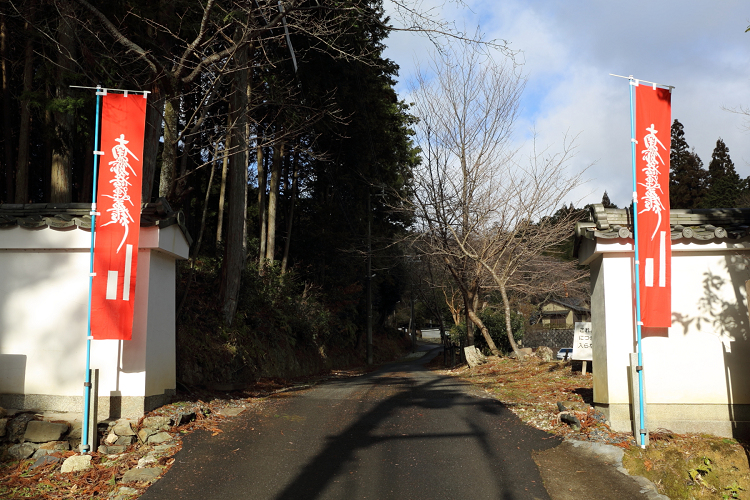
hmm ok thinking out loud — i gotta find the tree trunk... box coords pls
[458,278,500,355]
[219,38,248,326]
[458,277,475,346]
[466,306,501,356]
[142,85,164,203]
[465,301,474,346]
[281,148,298,274]
[50,7,76,203]
[196,147,218,256]
[159,97,178,198]
[257,144,267,267]
[14,16,34,203]
[216,132,229,246]
[42,108,52,200]
[500,283,522,358]
[1,9,14,202]
[177,147,217,319]
[265,139,283,263]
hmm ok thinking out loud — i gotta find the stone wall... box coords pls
[523,329,574,351]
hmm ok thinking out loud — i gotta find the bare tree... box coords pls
[409,42,585,358]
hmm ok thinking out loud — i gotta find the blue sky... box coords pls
[383,0,750,208]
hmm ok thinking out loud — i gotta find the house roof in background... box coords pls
[546,297,590,313]
[0,198,192,245]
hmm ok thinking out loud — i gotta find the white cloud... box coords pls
[384,0,750,209]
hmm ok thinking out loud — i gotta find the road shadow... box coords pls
[273,350,559,500]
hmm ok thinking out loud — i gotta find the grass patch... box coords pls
[430,355,594,433]
[623,433,750,499]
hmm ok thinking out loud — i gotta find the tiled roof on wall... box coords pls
[0,198,192,244]
[575,204,750,243]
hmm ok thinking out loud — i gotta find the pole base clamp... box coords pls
[83,382,92,388]
[636,365,643,372]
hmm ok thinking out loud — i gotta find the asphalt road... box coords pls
[140,346,560,500]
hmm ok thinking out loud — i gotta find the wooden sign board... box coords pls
[572,322,593,361]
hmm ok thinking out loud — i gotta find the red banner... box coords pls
[91,94,147,340]
[635,84,672,328]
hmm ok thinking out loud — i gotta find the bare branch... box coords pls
[74,0,162,75]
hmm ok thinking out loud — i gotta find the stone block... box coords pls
[61,454,92,473]
[67,423,83,449]
[113,420,136,436]
[30,455,60,469]
[33,440,70,457]
[115,435,134,446]
[146,432,172,445]
[137,454,157,468]
[39,440,71,451]
[142,416,170,431]
[7,413,35,443]
[8,442,36,459]
[535,346,554,362]
[557,401,589,412]
[67,423,83,439]
[560,413,581,430]
[24,421,69,443]
[464,346,487,368]
[32,448,52,458]
[137,428,156,444]
[0,418,7,437]
[101,445,127,454]
[509,347,533,359]
[121,467,161,484]
[113,487,139,500]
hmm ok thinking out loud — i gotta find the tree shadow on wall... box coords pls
[671,252,750,441]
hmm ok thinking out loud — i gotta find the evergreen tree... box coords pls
[669,119,707,209]
[702,138,744,208]
[601,191,617,208]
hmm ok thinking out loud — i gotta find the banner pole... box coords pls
[82,85,105,453]
[629,76,647,448]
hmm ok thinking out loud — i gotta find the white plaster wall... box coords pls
[590,257,608,403]
[0,224,186,404]
[594,254,637,405]
[144,251,176,397]
[583,237,750,408]
[0,248,89,395]
[648,249,750,404]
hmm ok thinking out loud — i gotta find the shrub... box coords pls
[447,308,524,355]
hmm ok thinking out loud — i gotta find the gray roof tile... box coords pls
[0,198,192,244]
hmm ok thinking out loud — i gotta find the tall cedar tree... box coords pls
[669,119,706,209]
[702,138,744,208]
[288,1,419,338]
[601,190,617,208]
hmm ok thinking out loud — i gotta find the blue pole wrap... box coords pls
[82,86,104,453]
[629,77,647,448]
